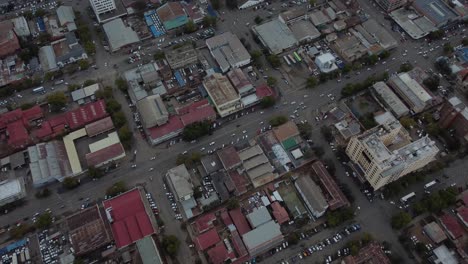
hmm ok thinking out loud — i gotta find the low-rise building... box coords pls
[346,115,439,190]
[332,35,367,62]
[238,145,277,188]
[375,0,407,12]
[217,146,241,171]
[252,19,298,55]
[372,82,409,118]
[272,121,302,150]
[242,220,283,256]
[0,20,20,58]
[388,70,433,113]
[206,32,251,73]
[156,2,189,31]
[289,20,321,43]
[165,44,198,70]
[227,68,255,96]
[137,94,169,128]
[294,175,329,218]
[429,245,459,264]
[203,73,242,117]
[342,242,391,264]
[412,0,459,27]
[103,18,139,52]
[10,16,30,37]
[246,207,272,228]
[38,32,88,72]
[85,132,126,168]
[311,161,350,210]
[423,222,447,244]
[0,178,26,207]
[166,164,194,202]
[389,8,437,40]
[315,53,338,73]
[56,5,77,31]
[71,83,100,105]
[438,96,468,142]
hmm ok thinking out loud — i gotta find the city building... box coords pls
[102,188,155,248]
[156,2,189,31]
[0,20,20,58]
[206,32,251,73]
[71,83,100,105]
[346,115,439,190]
[193,228,220,251]
[242,220,283,256]
[165,164,194,202]
[375,0,407,12]
[238,145,277,188]
[217,146,242,171]
[270,202,290,225]
[177,99,217,126]
[332,35,367,62]
[412,0,459,27]
[207,243,235,264]
[278,8,308,25]
[90,0,116,15]
[252,19,298,55]
[227,68,255,96]
[85,116,114,137]
[203,73,242,117]
[28,141,73,187]
[423,222,447,244]
[342,242,391,264]
[438,96,468,142]
[315,53,338,73]
[246,207,272,228]
[311,161,350,210]
[289,20,321,43]
[10,16,30,37]
[389,8,437,40]
[66,205,112,256]
[137,94,169,129]
[439,214,464,240]
[372,82,409,118]
[103,19,139,52]
[136,236,164,264]
[38,32,88,72]
[147,116,184,146]
[388,70,434,113]
[56,5,77,31]
[193,213,217,234]
[359,19,398,51]
[429,245,459,264]
[294,175,329,218]
[272,121,302,150]
[165,44,198,70]
[85,132,126,168]
[0,178,26,207]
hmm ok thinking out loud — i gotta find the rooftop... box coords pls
[200,154,223,175]
[295,175,329,216]
[361,19,398,50]
[252,19,297,55]
[439,214,464,239]
[166,164,193,200]
[203,73,240,107]
[217,146,241,170]
[311,161,350,210]
[103,18,140,52]
[389,8,436,39]
[229,208,251,235]
[242,220,282,253]
[390,71,433,108]
[85,116,114,137]
[102,189,155,248]
[137,94,169,128]
[412,0,458,26]
[207,243,235,264]
[289,20,320,42]
[156,2,188,30]
[273,121,300,143]
[246,207,272,228]
[194,213,216,233]
[372,82,409,117]
[206,32,250,71]
[271,202,290,225]
[194,228,220,251]
[148,115,184,142]
[423,221,447,244]
[432,245,458,264]
[136,236,164,264]
[0,178,26,205]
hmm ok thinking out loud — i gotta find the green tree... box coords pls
[84,41,96,54]
[267,76,277,86]
[288,232,300,245]
[20,102,35,110]
[428,30,444,40]
[35,8,47,17]
[184,20,198,33]
[266,55,281,68]
[182,121,211,141]
[426,123,441,137]
[88,166,103,179]
[63,177,80,189]
[37,33,51,44]
[309,0,316,5]
[326,207,354,227]
[202,16,217,28]
[73,258,85,264]
[112,111,127,127]
[106,181,127,197]
[162,235,181,257]
[269,115,288,127]
[115,77,128,92]
[47,91,67,112]
[359,113,377,129]
[399,116,416,129]
[399,62,413,73]
[422,75,440,91]
[78,59,90,70]
[226,0,238,9]
[391,212,412,229]
[306,76,318,89]
[260,96,276,108]
[118,125,132,148]
[297,123,312,139]
[106,99,122,113]
[254,16,263,24]
[320,126,333,142]
[36,212,53,229]
[83,79,96,86]
[443,43,454,54]
[250,50,263,67]
[226,198,239,209]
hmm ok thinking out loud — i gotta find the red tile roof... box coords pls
[440,214,464,239]
[271,202,290,225]
[221,210,233,227]
[176,99,211,115]
[228,171,248,195]
[194,228,220,251]
[231,230,248,258]
[312,161,350,210]
[0,108,22,129]
[217,146,241,170]
[22,106,43,122]
[148,115,184,140]
[457,206,468,227]
[461,191,468,206]
[255,84,274,99]
[207,243,235,264]
[85,143,125,167]
[85,116,114,137]
[66,100,107,130]
[0,20,20,58]
[194,213,217,233]
[102,189,155,248]
[35,122,53,140]
[7,120,30,148]
[180,104,216,126]
[228,208,251,235]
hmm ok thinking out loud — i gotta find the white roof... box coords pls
[0,179,24,203]
[63,128,87,175]
[316,53,335,63]
[291,148,303,159]
[103,19,140,51]
[89,132,120,152]
[242,220,282,251]
[246,207,272,228]
[253,19,297,54]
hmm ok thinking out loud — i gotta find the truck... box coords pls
[400,192,416,204]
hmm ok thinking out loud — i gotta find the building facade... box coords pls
[346,118,438,190]
[376,0,407,12]
[89,0,116,15]
[203,73,242,117]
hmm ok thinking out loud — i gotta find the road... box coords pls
[1,0,467,262]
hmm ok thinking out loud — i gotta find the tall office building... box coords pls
[375,0,407,12]
[89,0,116,15]
[346,113,438,190]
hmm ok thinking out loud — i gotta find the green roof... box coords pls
[163,16,189,30]
[136,236,163,264]
[282,137,297,150]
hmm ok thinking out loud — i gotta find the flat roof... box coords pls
[273,121,299,143]
[295,175,328,215]
[252,19,297,55]
[246,207,272,228]
[137,94,169,129]
[311,161,350,210]
[85,116,114,137]
[166,164,193,200]
[433,245,458,264]
[86,143,126,167]
[136,236,164,264]
[361,19,398,50]
[289,20,320,42]
[63,128,87,175]
[89,132,120,152]
[103,19,139,52]
[229,208,251,235]
[203,73,240,107]
[103,189,155,248]
[194,228,220,251]
[373,82,409,117]
[413,0,458,26]
[217,146,241,170]
[390,8,436,39]
[0,179,25,203]
[206,32,251,70]
[242,220,282,252]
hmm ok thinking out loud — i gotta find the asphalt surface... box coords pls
[1,0,468,263]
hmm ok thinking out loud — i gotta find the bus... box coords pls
[293,52,302,62]
[424,180,437,189]
[288,54,296,64]
[400,192,416,204]
[283,56,291,66]
[32,86,45,94]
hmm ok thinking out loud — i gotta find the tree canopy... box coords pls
[260,96,276,108]
[162,235,181,257]
[306,77,318,89]
[106,181,127,197]
[391,211,412,229]
[63,177,80,189]
[269,115,288,127]
[47,92,67,112]
[182,121,211,141]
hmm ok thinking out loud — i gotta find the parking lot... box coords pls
[38,230,68,264]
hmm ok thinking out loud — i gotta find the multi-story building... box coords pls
[346,114,439,190]
[203,73,242,117]
[89,0,116,15]
[438,96,468,143]
[375,0,407,12]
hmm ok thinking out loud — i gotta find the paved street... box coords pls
[1,0,468,263]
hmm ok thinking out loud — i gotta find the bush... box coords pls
[88,166,103,179]
[254,16,263,24]
[399,62,413,73]
[267,76,277,86]
[391,212,412,229]
[260,96,276,108]
[399,117,416,129]
[297,123,312,139]
[326,207,354,227]
[47,92,67,112]
[115,77,128,92]
[306,77,318,89]
[227,198,240,210]
[320,126,333,142]
[359,113,377,129]
[35,212,53,229]
[422,75,440,91]
[162,235,181,258]
[269,115,288,127]
[106,181,127,197]
[62,177,80,189]
[182,121,211,141]
[266,55,281,68]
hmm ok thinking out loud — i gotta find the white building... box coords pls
[315,53,338,73]
[89,0,116,15]
[0,178,27,207]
